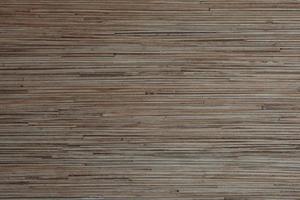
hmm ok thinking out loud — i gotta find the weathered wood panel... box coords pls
[1,0,300,199]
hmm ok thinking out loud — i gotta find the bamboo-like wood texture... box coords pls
[1,0,300,199]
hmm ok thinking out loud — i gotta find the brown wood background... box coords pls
[1,0,300,199]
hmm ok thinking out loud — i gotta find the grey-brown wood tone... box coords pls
[1,0,300,199]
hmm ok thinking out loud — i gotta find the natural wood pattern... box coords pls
[1,0,300,199]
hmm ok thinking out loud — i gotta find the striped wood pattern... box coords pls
[1,0,300,199]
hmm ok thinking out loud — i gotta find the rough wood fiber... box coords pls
[1,0,300,199]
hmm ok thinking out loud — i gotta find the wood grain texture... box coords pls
[1,0,300,199]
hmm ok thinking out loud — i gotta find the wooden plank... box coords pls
[0,0,300,199]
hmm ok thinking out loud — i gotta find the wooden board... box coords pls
[1,0,300,199]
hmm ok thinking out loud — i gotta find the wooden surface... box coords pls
[1,0,300,199]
